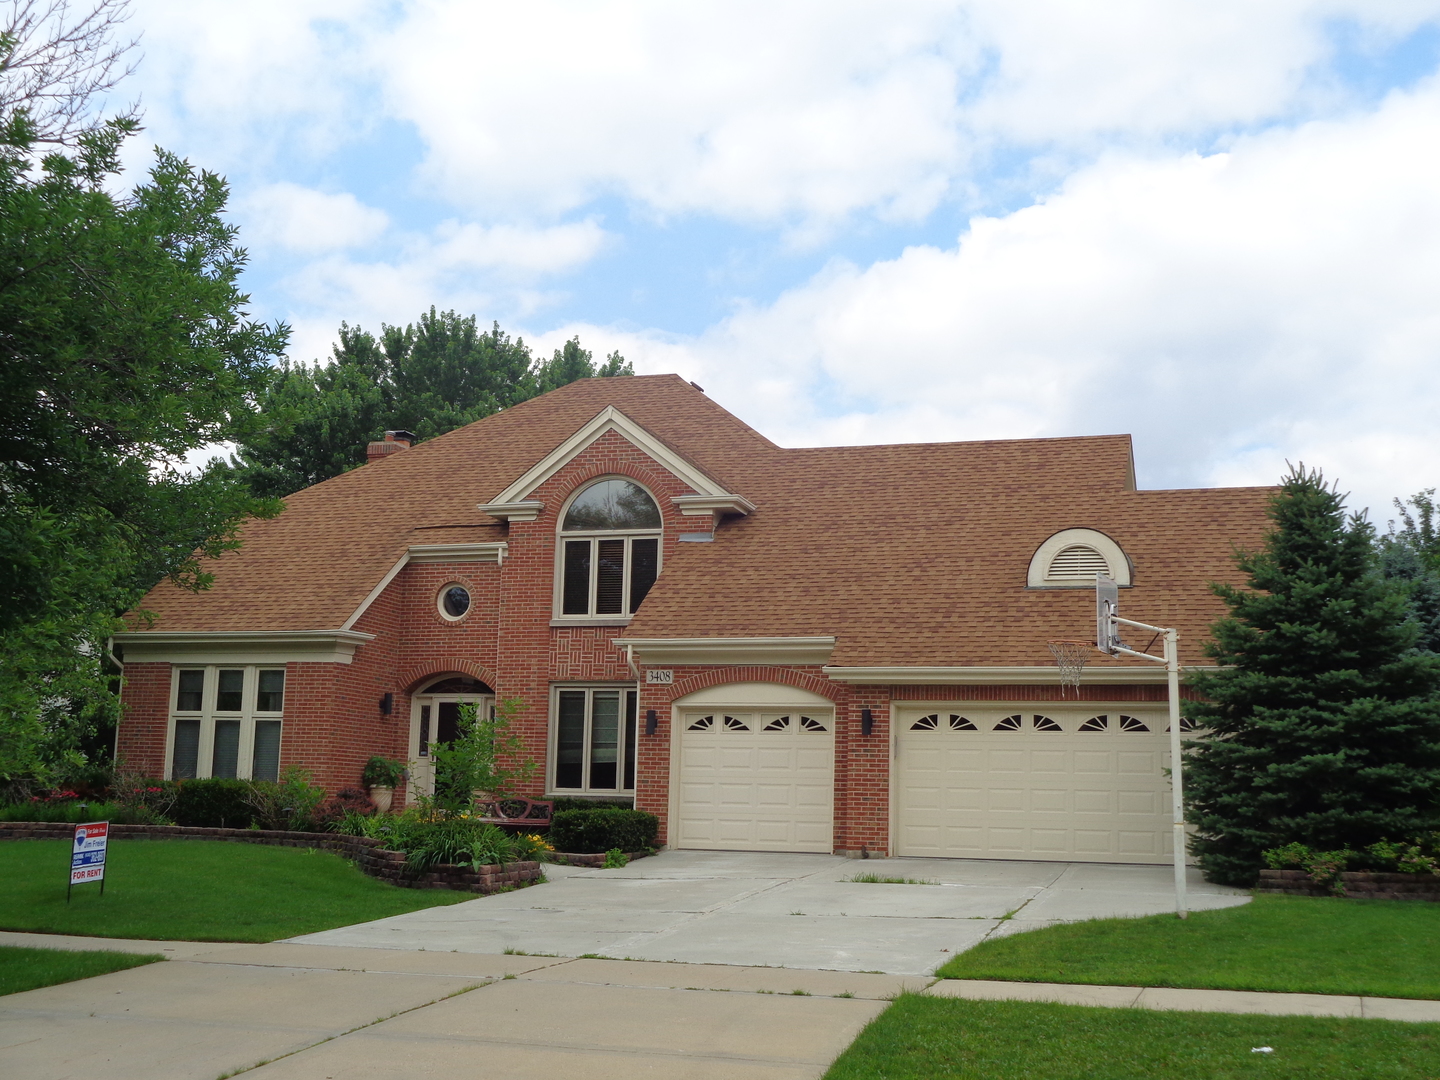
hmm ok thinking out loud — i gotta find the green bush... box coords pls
[245,767,327,831]
[170,779,256,828]
[549,796,633,813]
[0,799,167,825]
[361,756,406,788]
[549,808,658,853]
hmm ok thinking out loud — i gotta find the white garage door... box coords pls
[676,708,834,852]
[896,706,1177,864]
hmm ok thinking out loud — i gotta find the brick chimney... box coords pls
[366,430,415,465]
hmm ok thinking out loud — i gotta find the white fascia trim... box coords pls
[821,665,1219,685]
[487,406,739,506]
[342,553,411,630]
[112,629,375,666]
[407,542,508,565]
[478,500,543,522]
[673,494,756,517]
[621,636,837,666]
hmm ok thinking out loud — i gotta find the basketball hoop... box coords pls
[1047,640,1093,696]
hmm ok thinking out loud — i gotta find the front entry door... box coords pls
[408,694,493,801]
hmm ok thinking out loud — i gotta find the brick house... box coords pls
[114,375,1271,863]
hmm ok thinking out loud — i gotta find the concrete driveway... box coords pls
[292,852,1250,976]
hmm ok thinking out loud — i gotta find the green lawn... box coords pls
[0,840,479,942]
[937,894,1440,1000]
[0,945,163,996]
[824,995,1440,1080]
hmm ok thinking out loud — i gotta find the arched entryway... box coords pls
[407,674,493,802]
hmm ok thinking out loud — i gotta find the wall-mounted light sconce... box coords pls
[379,692,394,716]
[861,708,874,737]
[645,709,658,736]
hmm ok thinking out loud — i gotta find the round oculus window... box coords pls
[439,584,471,620]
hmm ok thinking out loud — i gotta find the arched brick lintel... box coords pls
[400,659,498,694]
[666,667,842,704]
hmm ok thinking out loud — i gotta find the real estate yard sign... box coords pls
[68,822,109,900]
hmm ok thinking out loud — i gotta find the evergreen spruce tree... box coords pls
[1184,466,1440,885]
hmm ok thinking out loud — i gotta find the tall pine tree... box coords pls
[1184,466,1440,885]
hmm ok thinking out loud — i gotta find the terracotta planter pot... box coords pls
[369,786,394,814]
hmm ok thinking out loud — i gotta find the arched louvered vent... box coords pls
[1047,545,1110,581]
[949,715,977,731]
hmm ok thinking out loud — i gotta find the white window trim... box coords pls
[546,682,639,796]
[552,477,663,622]
[167,664,285,781]
[1026,528,1133,588]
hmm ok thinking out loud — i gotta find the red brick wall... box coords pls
[115,662,170,775]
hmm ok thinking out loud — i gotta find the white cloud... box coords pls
[542,79,1440,517]
[239,184,390,253]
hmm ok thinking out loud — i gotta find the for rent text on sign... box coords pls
[70,822,109,887]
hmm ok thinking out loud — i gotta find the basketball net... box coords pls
[1047,640,1093,697]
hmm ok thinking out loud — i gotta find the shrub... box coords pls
[361,756,406,788]
[550,796,633,813]
[510,832,553,861]
[313,787,376,831]
[171,779,256,828]
[111,771,178,819]
[429,697,536,816]
[549,808,658,854]
[0,799,166,824]
[245,767,327,831]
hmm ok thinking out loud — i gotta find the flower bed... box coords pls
[0,821,541,894]
[1258,868,1440,901]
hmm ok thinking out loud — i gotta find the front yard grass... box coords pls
[936,893,1440,1000]
[824,995,1440,1080]
[0,839,477,942]
[0,945,163,996]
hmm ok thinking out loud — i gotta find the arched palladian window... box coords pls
[559,479,662,617]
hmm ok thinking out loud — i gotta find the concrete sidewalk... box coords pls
[0,938,910,1080]
[4,935,1438,1080]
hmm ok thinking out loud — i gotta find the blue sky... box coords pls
[109,1,1440,519]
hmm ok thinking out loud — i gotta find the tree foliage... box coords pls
[1377,490,1440,654]
[1183,466,1440,885]
[229,311,632,497]
[0,86,287,781]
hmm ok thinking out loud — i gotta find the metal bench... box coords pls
[473,797,553,830]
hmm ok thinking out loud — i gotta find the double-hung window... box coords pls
[169,666,285,781]
[558,479,661,618]
[552,687,639,793]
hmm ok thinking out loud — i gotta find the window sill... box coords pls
[550,617,633,627]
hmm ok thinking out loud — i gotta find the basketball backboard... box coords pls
[1096,573,1120,654]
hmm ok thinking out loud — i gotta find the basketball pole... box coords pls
[1109,616,1188,919]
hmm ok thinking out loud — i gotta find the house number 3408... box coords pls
[645,669,674,684]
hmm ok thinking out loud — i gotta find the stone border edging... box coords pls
[0,821,541,894]
[1258,868,1440,901]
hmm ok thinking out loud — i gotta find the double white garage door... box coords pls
[895,705,1177,864]
[670,685,1176,863]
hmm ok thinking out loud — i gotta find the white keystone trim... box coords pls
[112,629,375,666]
[485,406,743,508]
[477,500,543,522]
[821,664,1217,685]
[621,636,837,666]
